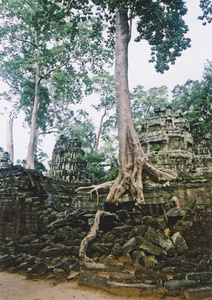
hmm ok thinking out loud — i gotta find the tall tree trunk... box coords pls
[94,105,107,151]
[26,69,40,169]
[105,11,176,205]
[6,117,14,163]
[27,32,41,169]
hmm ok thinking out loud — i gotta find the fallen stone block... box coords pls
[112,225,133,236]
[78,271,109,290]
[186,271,212,283]
[164,279,199,291]
[122,237,136,255]
[141,255,158,267]
[0,255,15,271]
[109,271,137,284]
[145,227,174,251]
[90,242,112,256]
[106,263,125,272]
[166,207,190,218]
[135,236,167,256]
[111,243,122,257]
[107,281,159,297]
[135,268,167,283]
[171,232,188,253]
[196,254,211,272]
[184,286,212,300]
[82,262,107,271]
[39,244,65,257]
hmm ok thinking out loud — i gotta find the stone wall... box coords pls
[0,168,211,240]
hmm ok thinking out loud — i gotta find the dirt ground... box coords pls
[0,272,184,300]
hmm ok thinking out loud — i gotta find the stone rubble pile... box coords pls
[0,199,211,299]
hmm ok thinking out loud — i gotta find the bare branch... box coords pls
[14,37,36,47]
[37,130,59,137]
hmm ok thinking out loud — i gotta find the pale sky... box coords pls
[0,0,212,166]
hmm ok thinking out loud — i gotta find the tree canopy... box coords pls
[199,0,212,24]
[172,60,212,142]
[0,0,113,168]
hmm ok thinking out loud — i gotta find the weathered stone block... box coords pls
[91,243,112,256]
[141,256,158,267]
[135,268,167,283]
[135,236,167,256]
[145,227,174,251]
[82,262,107,271]
[109,271,137,284]
[112,225,133,236]
[78,271,109,290]
[184,286,212,300]
[111,243,122,257]
[39,244,65,257]
[107,282,158,297]
[171,232,188,253]
[186,272,212,282]
[122,237,137,255]
[107,263,125,272]
[164,279,199,291]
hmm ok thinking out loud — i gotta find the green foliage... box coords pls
[0,0,113,138]
[171,61,212,142]
[131,85,169,129]
[134,1,190,73]
[34,149,48,172]
[75,153,84,160]
[16,159,26,168]
[84,149,119,184]
[57,109,96,152]
[84,151,107,184]
[199,0,212,24]
[92,72,115,111]
[20,80,53,131]
[53,0,190,73]
[177,171,193,182]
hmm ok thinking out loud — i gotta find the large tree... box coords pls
[0,0,112,169]
[51,0,191,205]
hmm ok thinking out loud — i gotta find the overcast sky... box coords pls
[0,0,212,165]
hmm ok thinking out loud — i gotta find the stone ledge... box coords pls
[184,286,212,300]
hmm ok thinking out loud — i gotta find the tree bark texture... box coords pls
[6,117,14,163]
[94,106,107,151]
[105,12,176,206]
[27,32,40,169]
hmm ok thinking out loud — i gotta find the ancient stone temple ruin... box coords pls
[138,106,212,176]
[0,148,13,169]
[193,138,212,176]
[48,135,88,183]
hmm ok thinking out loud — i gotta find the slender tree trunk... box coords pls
[6,117,14,163]
[94,105,107,151]
[105,11,176,205]
[27,32,41,169]
[26,70,40,169]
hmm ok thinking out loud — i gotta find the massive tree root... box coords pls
[76,157,177,207]
[105,157,177,206]
[79,210,112,261]
[76,181,114,206]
